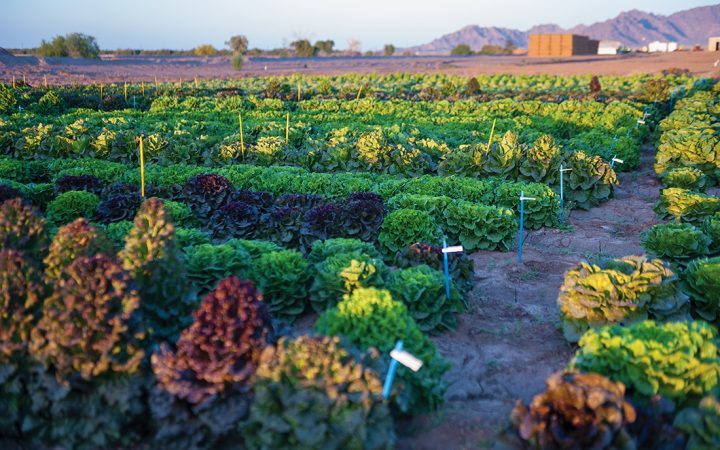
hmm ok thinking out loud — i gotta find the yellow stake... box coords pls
[154,76,158,90]
[239,113,245,161]
[139,135,145,197]
[124,82,128,102]
[356,84,363,100]
[23,74,26,85]
[286,113,290,144]
[141,81,145,96]
[11,76,15,89]
[297,81,301,102]
[194,77,198,89]
[43,75,48,88]
[486,118,497,150]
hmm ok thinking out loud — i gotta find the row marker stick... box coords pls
[559,164,572,214]
[518,191,536,265]
[441,239,464,301]
[382,341,423,400]
[239,113,245,161]
[139,135,146,197]
[486,118,497,150]
[285,112,290,144]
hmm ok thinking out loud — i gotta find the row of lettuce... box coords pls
[3,73,698,104]
[0,188,480,449]
[505,82,720,449]
[0,156,573,250]
[1,87,652,172]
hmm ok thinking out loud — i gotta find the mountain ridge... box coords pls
[405,4,720,53]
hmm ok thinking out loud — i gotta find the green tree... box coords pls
[290,39,318,57]
[450,44,474,56]
[194,44,217,56]
[384,44,396,56]
[315,40,334,54]
[38,33,99,58]
[226,35,249,54]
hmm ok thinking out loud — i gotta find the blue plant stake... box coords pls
[133,95,136,110]
[442,238,451,301]
[518,191,536,265]
[609,135,617,154]
[559,164,572,221]
[441,239,463,300]
[382,341,403,400]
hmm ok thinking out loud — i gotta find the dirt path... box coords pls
[399,143,661,449]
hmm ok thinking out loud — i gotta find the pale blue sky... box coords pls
[0,0,714,51]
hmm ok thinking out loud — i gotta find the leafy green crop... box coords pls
[315,288,449,415]
[151,277,271,450]
[387,265,464,333]
[45,190,100,225]
[393,242,475,294]
[641,222,710,264]
[661,167,708,191]
[241,336,395,450]
[562,151,618,210]
[378,209,439,257]
[511,371,636,450]
[0,249,43,359]
[184,243,251,295]
[309,251,387,313]
[43,218,113,280]
[702,214,720,255]
[119,198,193,344]
[442,201,516,251]
[674,395,720,450]
[571,321,720,402]
[307,237,380,265]
[0,198,49,264]
[682,257,720,322]
[557,256,689,342]
[655,188,720,225]
[250,249,311,321]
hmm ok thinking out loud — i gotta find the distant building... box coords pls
[647,41,678,52]
[709,37,720,51]
[598,40,623,55]
[528,34,599,57]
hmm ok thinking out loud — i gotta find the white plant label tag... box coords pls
[442,246,464,254]
[390,350,423,372]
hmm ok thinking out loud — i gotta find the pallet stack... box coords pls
[528,34,599,57]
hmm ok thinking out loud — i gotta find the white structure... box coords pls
[648,41,678,52]
[709,37,720,52]
[598,40,623,55]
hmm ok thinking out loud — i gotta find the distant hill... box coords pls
[405,4,720,53]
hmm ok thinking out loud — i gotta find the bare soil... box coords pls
[398,143,662,449]
[1,52,719,85]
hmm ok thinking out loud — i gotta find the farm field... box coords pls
[1,51,719,85]
[1,71,720,450]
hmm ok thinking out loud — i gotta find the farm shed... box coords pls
[597,40,623,55]
[647,41,678,52]
[709,37,720,51]
[528,34,599,57]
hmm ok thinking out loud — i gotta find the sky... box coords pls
[0,0,716,51]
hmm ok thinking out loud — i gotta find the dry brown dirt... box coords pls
[398,143,662,449]
[1,51,719,85]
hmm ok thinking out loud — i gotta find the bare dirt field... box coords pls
[399,142,662,449]
[1,51,719,85]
